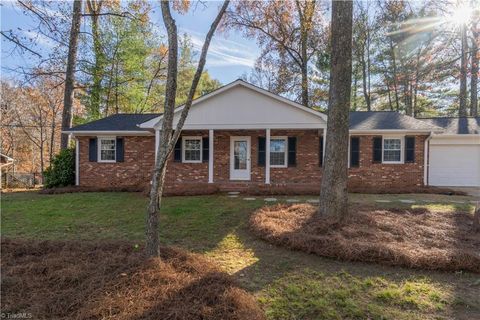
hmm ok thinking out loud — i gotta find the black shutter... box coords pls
[89,138,97,162]
[202,137,209,162]
[288,137,297,167]
[405,136,415,163]
[116,137,124,162]
[372,137,382,163]
[350,137,360,167]
[174,138,182,162]
[258,137,266,167]
[319,136,324,167]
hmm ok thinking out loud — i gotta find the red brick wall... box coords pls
[77,132,427,194]
[77,136,155,188]
[348,135,427,189]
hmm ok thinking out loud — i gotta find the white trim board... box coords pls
[63,131,153,136]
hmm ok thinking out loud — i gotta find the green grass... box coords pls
[259,271,449,320]
[2,191,479,320]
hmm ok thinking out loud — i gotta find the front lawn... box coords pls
[2,191,479,319]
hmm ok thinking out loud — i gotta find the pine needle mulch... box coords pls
[250,204,480,273]
[1,238,265,320]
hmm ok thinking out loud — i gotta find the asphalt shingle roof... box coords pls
[68,111,448,132]
[418,117,480,134]
[349,111,442,131]
[68,113,161,132]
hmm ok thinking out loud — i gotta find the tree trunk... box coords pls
[387,83,393,111]
[361,51,371,110]
[318,0,352,220]
[50,118,55,162]
[473,204,480,232]
[459,23,468,117]
[60,0,82,150]
[471,29,478,117]
[295,0,313,108]
[352,66,358,111]
[389,40,400,112]
[145,0,178,258]
[87,0,104,119]
[145,0,229,257]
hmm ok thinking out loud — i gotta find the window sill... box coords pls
[182,160,202,164]
[270,165,288,168]
[381,161,404,164]
[98,160,116,163]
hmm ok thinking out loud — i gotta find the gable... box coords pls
[139,81,327,130]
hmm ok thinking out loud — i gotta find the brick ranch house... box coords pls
[64,80,480,195]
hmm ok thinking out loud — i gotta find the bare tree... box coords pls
[60,0,82,149]
[318,0,353,219]
[145,0,229,257]
[224,0,324,108]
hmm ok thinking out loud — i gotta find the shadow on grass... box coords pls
[0,238,264,320]
[3,192,479,319]
[228,199,480,319]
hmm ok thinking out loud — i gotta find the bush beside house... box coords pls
[43,148,75,188]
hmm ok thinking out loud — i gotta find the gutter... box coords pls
[423,131,434,186]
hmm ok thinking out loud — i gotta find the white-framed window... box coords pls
[98,137,116,162]
[270,136,288,168]
[382,137,403,164]
[182,136,202,163]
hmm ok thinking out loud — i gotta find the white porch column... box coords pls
[75,137,79,186]
[322,129,326,162]
[154,129,160,162]
[266,128,271,184]
[208,129,214,183]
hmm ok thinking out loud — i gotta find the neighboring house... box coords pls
[63,80,479,194]
[0,154,15,189]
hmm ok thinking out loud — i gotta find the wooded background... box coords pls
[1,0,478,180]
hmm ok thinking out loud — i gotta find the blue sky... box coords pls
[0,1,260,85]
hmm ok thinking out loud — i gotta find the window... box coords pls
[182,137,202,163]
[383,138,402,163]
[99,138,116,162]
[270,137,287,167]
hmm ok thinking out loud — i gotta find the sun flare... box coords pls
[448,3,472,26]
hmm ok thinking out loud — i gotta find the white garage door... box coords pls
[429,144,480,187]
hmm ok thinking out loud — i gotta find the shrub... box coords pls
[43,148,75,188]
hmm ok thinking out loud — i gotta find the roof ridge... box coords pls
[109,113,162,115]
[418,116,479,119]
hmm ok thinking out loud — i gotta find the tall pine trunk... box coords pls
[87,0,104,119]
[60,0,82,150]
[459,23,468,117]
[145,0,229,257]
[318,0,352,219]
[471,28,478,117]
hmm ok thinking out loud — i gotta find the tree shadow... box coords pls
[0,238,263,320]
[226,197,480,318]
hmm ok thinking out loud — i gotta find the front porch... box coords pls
[163,129,327,195]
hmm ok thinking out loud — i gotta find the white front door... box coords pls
[230,136,251,180]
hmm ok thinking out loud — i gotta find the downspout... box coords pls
[423,131,433,186]
[74,135,79,186]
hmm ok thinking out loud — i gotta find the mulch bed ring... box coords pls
[1,239,265,320]
[250,203,480,273]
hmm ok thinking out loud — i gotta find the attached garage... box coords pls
[428,137,480,187]
[420,117,480,187]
